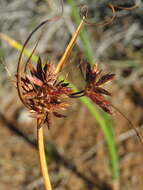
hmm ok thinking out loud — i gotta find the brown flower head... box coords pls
[70,63,115,114]
[85,64,115,114]
[20,57,72,128]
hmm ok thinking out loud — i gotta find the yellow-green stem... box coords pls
[37,124,52,190]
[55,17,85,73]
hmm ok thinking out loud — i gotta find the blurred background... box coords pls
[0,0,143,189]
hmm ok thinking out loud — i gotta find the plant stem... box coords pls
[55,17,85,73]
[67,0,94,63]
[37,120,52,190]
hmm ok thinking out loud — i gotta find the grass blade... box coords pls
[67,0,119,183]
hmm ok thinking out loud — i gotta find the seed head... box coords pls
[70,63,115,114]
[85,64,115,114]
[20,57,72,128]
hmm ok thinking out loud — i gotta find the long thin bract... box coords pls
[111,103,143,145]
[17,0,64,108]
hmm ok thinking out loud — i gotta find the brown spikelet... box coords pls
[20,57,72,128]
[85,64,115,114]
[70,62,115,114]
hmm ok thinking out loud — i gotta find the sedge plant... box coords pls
[15,3,117,190]
[0,1,141,190]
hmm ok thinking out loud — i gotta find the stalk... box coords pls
[37,121,52,190]
[55,17,85,73]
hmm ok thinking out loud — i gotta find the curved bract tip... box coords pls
[115,3,138,10]
[80,4,116,27]
[16,0,64,108]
